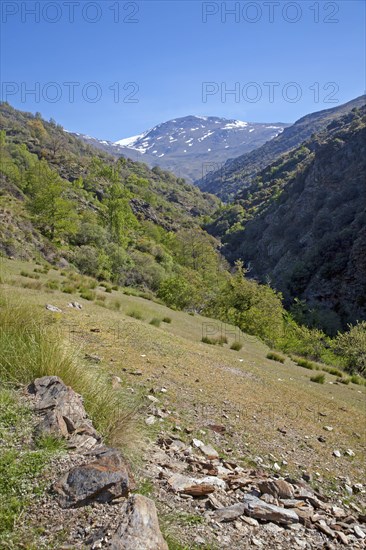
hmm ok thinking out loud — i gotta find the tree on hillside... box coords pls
[104,181,138,247]
[26,160,78,239]
[204,261,285,347]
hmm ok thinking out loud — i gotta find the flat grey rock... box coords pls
[243,494,299,525]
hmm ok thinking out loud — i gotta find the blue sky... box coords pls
[1,0,365,140]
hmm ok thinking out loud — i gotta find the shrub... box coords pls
[201,336,227,345]
[127,309,144,320]
[204,261,285,348]
[310,374,325,384]
[322,366,343,377]
[61,284,76,294]
[20,271,40,280]
[333,322,366,375]
[294,357,318,370]
[162,317,172,324]
[72,245,100,277]
[79,289,96,301]
[337,377,350,385]
[46,280,59,290]
[266,351,285,363]
[279,315,329,361]
[150,318,161,327]
[201,336,217,345]
[230,341,243,351]
[157,275,197,310]
[350,374,365,386]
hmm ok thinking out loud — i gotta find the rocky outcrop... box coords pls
[27,376,168,549]
[29,376,101,451]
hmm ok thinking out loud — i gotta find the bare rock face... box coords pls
[109,494,168,550]
[243,494,299,525]
[28,376,100,450]
[54,448,132,508]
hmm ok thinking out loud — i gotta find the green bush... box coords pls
[158,275,196,310]
[332,321,366,375]
[127,309,144,320]
[295,357,318,370]
[162,317,172,324]
[230,341,243,351]
[349,374,366,386]
[20,271,40,280]
[46,280,59,290]
[322,366,343,377]
[79,289,96,301]
[201,335,227,345]
[204,261,285,348]
[201,336,217,345]
[72,245,100,278]
[266,351,285,363]
[310,373,325,384]
[337,377,350,385]
[149,318,161,327]
[61,283,76,294]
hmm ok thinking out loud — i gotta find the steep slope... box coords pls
[198,95,366,200]
[76,115,289,182]
[0,103,218,223]
[208,106,366,333]
[0,102,223,297]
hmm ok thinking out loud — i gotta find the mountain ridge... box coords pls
[197,95,366,200]
[74,115,290,183]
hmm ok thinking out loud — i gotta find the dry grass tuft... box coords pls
[0,295,144,458]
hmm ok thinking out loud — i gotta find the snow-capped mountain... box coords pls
[75,115,290,183]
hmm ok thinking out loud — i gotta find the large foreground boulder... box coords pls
[28,376,100,450]
[54,448,133,508]
[109,494,168,550]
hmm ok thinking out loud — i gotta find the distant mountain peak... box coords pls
[77,115,289,182]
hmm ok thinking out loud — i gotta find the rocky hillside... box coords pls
[198,95,366,200]
[208,105,366,334]
[77,115,289,183]
[1,272,365,549]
